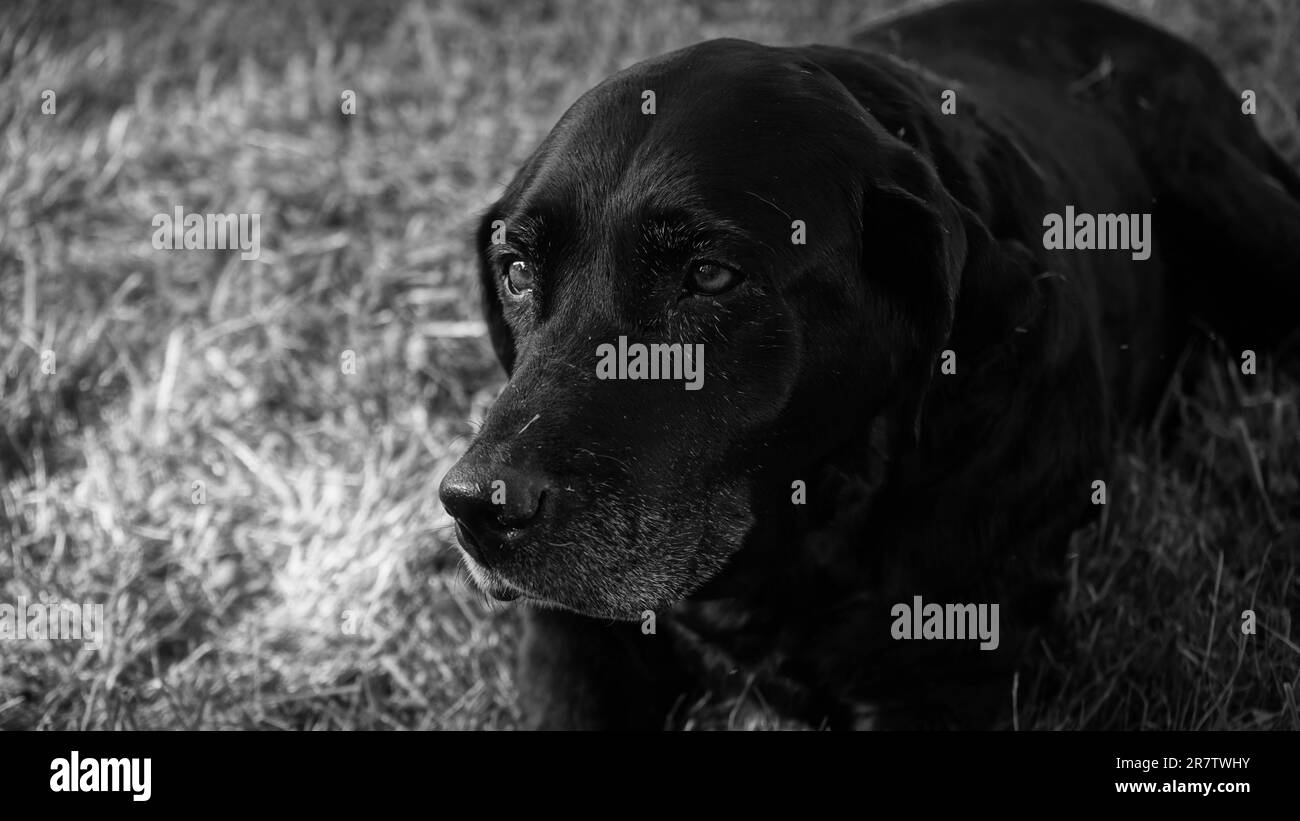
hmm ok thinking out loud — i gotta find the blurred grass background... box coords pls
[0,0,1296,730]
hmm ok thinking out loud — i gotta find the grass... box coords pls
[0,0,1296,731]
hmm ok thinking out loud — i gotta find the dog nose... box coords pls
[438,460,551,564]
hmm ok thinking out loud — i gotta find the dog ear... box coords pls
[860,142,969,443]
[475,210,516,375]
[863,143,1049,448]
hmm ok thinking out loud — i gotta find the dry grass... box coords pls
[0,0,1296,730]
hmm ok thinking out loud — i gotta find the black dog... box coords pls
[439,0,1300,729]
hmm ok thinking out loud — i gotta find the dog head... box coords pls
[439,39,970,619]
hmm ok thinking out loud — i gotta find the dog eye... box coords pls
[684,261,742,296]
[504,258,536,296]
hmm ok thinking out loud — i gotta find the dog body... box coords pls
[440,0,1300,729]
